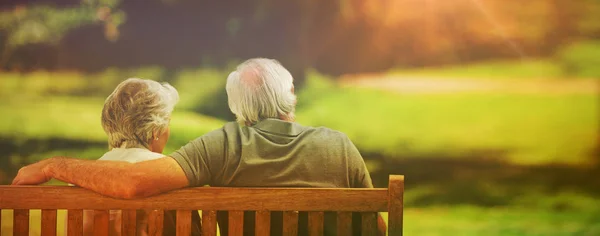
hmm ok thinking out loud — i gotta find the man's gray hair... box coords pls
[101,78,179,149]
[226,58,296,125]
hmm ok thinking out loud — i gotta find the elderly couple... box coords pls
[13,58,384,236]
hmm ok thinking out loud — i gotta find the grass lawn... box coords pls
[0,96,226,164]
[399,207,600,236]
[1,67,598,235]
[4,89,596,166]
[297,75,598,165]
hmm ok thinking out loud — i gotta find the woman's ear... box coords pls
[151,131,159,141]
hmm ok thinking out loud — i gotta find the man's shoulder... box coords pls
[193,122,238,139]
[308,125,348,136]
[302,125,351,143]
[185,122,240,145]
[222,121,242,132]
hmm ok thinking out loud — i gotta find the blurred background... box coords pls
[1,0,599,235]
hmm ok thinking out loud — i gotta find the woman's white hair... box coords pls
[226,58,296,125]
[101,78,179,149]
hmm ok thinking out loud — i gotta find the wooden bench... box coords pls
[0,175,404,236]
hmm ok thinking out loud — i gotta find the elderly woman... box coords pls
[81,78,200,235]
[100,78,178,159]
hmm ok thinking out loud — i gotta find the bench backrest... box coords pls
[0,175,404,235]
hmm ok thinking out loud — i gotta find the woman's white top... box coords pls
[69,148,164,188]
[98,147,165,163]
[93,148,165,224]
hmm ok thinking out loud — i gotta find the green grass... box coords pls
[0,96,225,163]
[390,59,564,79]
[3,207,599,236]
[297,75,599,165]
[1,71,597,166]
[400,206,600,236]
[0,96,107,143]
[1,66,599,235]
[556,41,600,78]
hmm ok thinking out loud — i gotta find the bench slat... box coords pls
[137,210,150,234]
[308,212,324,236]
[282,211,298,236]
[148,210,164,236]
[336,212,352,235]
[228,210,244,236]
[255,210,270,236]
[93,210,109,236]
[14,209,29,236]
[388,175,404,236]
[122,209,137,236]
[202,210,217,236]
[41,209,57,236]
[361,212,378,236]
[0,187,387,212]
[176,210,192,236]
[110,210,121,236]
[68,209,83,236]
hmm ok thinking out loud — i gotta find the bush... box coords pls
[556,41,600,78]
[173,68,235,121]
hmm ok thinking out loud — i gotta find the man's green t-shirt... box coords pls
[170,118,374,235]
[170,118,373,189]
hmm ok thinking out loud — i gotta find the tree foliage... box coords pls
[0,0,124,46]
[0,0,598,74]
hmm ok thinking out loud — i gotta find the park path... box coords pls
[339,74,599,95]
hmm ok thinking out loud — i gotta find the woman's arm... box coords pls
[12,156,189,199]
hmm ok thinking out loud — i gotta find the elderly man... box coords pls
[13,58,384,235]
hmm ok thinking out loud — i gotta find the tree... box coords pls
[0,0,125,69]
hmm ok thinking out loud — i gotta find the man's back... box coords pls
[170,118,373,235]
[171,118,372,189]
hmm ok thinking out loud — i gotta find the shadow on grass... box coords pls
[0,136,106,185]
[366,148,600,208]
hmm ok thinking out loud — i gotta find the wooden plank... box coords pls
[13,209,30,236]
[93,210,109,236]
[148,210,164,236]
[388,175,404,236]
[0,186,387,212]
[137,210,149,235]
[109,210,121,236]
[67,209,84,236]
[201,210,217,236]
[336,212,352,236]
[41,209,57,236]
[176,210,192,236]
[307,212,324,236]
[255,210,270,236]
[228,210,244,236]
[121,209,137,236]
[361,212,378,236]
[282,211,299,236]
